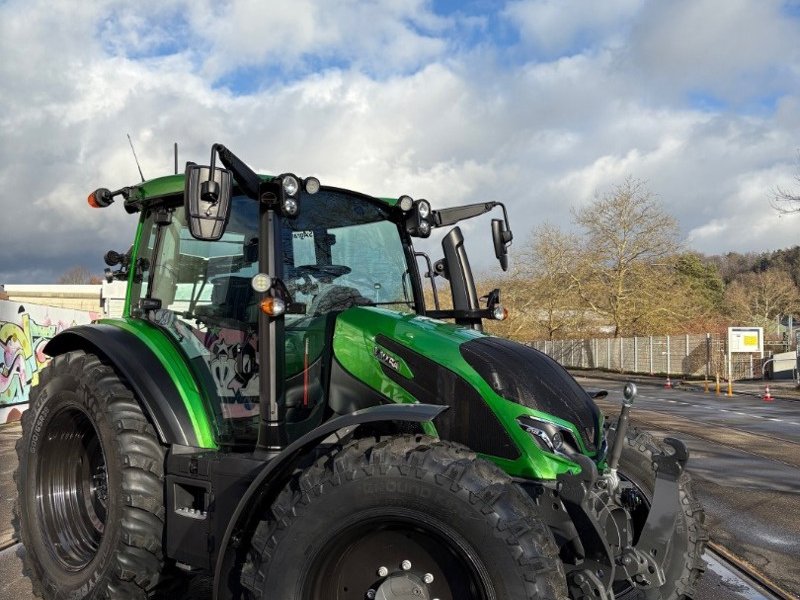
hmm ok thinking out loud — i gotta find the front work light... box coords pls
[282,174,299,197]
[283,198,299,216]
[417,199,431,220]
[398,195,414,212]
[406,199,433,238]
[251,273,272,293]
[304,177,321,195]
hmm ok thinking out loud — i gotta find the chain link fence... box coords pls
[530,334,790,381]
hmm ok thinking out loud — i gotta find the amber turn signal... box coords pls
[88,188,114,208]
[260,297,286,317]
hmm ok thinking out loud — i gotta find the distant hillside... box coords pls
[704,246,800,287]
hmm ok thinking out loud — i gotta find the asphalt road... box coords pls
[0,539,779,600]
[577,377,800,599]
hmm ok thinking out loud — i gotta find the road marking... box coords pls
[734,412,748,416]
[767,418,784,422]
[667,400,677,403]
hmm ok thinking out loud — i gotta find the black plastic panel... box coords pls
[460,337,600,451]
[375,335,520,460]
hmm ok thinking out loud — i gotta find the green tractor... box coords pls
[15,144,706,600]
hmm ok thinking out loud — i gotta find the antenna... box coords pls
[127,133,145,182]
[174,142,178,175]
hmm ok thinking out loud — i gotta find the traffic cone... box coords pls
[664,376,673,389]
[763,385,774,402]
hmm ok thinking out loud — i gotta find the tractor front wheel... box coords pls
[610,427,708,600]
[14,350,166,599]
[240,435,567,600]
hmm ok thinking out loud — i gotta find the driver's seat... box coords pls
[309,285,371,315]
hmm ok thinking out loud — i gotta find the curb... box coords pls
[568,369,800,402]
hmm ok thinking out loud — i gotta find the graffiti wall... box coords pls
[0,300,97,423]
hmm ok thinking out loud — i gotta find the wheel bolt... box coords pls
[366,590,376,599]
[423,573,434,584]
[401,560,412,571]
[377,566,389,577]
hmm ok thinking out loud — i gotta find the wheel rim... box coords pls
[612,475,651,596]
[35,406,108,572]
[306,514,492,600]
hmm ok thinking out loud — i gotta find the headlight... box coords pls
[283,197,299,216]
[417,199,431,219]
[282,174,299,197]
[517,415,579,456]
[398,195,413,212]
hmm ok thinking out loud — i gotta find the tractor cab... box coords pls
[112,145,512,451]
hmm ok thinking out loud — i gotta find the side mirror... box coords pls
[491,219,513,271]
[184,163,233,241]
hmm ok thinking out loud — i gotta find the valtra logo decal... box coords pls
[373,345,400,372]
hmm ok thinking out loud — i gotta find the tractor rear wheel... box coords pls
[14,350,166,599]
[240,434,567,600]
[610,426,708,600]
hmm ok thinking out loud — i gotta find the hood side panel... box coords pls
[460,337,601,451]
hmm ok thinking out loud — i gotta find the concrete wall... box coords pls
[3,284,103,313]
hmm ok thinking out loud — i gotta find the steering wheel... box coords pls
[294,264,351,283]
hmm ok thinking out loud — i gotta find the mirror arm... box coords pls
[433,202,498,227]
[216,144,262,199]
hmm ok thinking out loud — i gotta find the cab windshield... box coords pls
[283,189,413,314]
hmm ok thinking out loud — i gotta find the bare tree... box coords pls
[724,269,800,331]
[58,266,95,284]
[771,153,800,214]
[518,224,589,339]
[570,177,681,336]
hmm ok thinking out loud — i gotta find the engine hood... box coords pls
[332,307,602,455]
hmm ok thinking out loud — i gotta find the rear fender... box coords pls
[212,403,448,600]
[45,324,205,447]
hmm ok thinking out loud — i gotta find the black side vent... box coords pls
[460,337,600,452]
[375,335,520,460]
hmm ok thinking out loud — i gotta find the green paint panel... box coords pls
[333,307,588,479]
[96,318,218,449]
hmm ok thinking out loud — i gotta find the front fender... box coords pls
[213,403,448,600]
[45,324,214,448]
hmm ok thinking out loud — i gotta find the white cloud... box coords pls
[504,0,644,55]
[626,0,800,102]
[1,0,800,284]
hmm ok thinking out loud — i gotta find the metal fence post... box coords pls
[666,335,671,377]
[634,336,638,372]
[607,338,611,370]
[649,336,654,375]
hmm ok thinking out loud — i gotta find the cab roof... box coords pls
[124,173,399,212]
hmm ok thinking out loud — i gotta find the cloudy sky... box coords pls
[1,0,800,283]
